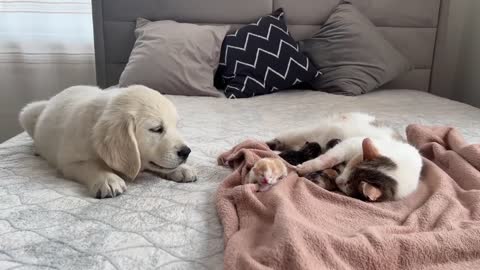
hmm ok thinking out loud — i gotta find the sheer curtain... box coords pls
[0,0,95,141]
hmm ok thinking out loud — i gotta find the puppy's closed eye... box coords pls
[149,125,164,133]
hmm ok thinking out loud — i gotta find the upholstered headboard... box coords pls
[92,0,450,92]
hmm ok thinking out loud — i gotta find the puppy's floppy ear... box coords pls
[92,112,141,180]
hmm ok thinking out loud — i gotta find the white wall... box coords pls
[451,0,480,107]
[432,0,480,108]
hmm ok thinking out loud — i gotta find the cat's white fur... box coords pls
[273,113,396,150]
[271,112,423,200]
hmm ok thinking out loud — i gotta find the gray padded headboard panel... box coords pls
[92,0,449,92]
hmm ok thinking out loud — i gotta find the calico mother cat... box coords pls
[267,112,423,202]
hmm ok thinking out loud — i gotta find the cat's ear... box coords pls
[362,138,380,161]
[360,181,382,201]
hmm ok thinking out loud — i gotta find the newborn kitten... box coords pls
[279,142,322,165]
[306,162,345,191]
[267,112,422,201]
[247,158,288,192]
[280,140,342,190]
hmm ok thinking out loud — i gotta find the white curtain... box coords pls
[0,0,96,141]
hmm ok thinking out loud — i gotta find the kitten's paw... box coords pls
[90,174,127,199]
[167,164,198,183]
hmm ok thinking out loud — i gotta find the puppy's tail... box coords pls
[19,101,48,138]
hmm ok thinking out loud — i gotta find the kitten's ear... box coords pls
[362,138,380,160]
[360,181,382,201]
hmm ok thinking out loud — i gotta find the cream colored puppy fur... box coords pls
[19,85,197,198]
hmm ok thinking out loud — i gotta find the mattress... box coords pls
[1,89,480,269]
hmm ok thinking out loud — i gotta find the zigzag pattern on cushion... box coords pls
[219,12,289,67]
[216,9,319,98]
[221,38,300,79]
[224,57,312,95]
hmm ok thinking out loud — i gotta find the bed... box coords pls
[1,0,480,269]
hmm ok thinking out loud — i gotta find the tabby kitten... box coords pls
[279,140,342,191]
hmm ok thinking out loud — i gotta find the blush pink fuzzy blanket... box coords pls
[215,125,480,269]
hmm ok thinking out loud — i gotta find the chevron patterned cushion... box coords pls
[215,8,320,98]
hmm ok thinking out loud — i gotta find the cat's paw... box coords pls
[297,155,338,176]
[295,164,311,176]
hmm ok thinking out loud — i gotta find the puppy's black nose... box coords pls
[177,146,191,159]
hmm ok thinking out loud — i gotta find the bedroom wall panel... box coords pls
[93,0,445,92]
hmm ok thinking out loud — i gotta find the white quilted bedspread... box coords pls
[1,90,480,270]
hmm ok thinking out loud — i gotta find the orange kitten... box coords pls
[247,158,288,192]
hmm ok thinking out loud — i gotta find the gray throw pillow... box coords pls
[300,2,412,95]
[119,18,230,97]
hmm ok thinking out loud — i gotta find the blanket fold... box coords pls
[216,126,480,270]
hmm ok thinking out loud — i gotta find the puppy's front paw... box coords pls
[168,165,198,183]
[90,174,127,199]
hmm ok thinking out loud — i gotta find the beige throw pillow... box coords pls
[119,18,229,97]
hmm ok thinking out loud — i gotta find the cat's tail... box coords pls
[19,100,48,138]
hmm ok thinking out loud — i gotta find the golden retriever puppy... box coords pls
[19,85,197,198]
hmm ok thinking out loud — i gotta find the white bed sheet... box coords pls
[1,90,480,269]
